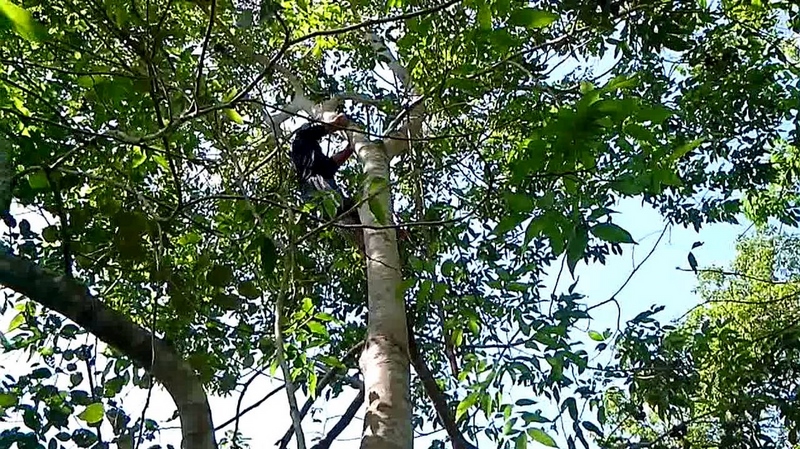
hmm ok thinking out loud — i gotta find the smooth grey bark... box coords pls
[355,140,413,449]
[0,251,217,449]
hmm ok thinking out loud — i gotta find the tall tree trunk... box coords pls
[356,141,412,449]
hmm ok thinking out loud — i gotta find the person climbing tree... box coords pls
[290,113,361,225]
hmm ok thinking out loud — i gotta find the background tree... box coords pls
[600,230,800,449]
[0,0,797,449]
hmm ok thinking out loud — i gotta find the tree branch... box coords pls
[277,343,364,448]
[310,388,365,449]
[408,320,477,449]
[215,384,285,431]
[276,206,307,449]
[0,251,217,449]
[193,0,217,108]
[362,30,425,158]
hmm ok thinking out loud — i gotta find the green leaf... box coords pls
[42,226,59,243]
[603,74,639,92]
[153,155,170,171]
[28,170,50,190]
[591,223,636,244]
[508,8,558,29]
[131,146,147,168]
[515,432,528,449]
[495,216,519,236]
[582,421,603,437]
[70,373,84,387]
[0,393,18,407]
[456,392,479,421]
[521,411,549,423]
[318,355,346,369]
[451,328,464,347]
[0,0,47,42]
[78,403,104,424]
[0,330,11,350]
[505,192,533,213]
[224,108,244,124]
[12,97,30,116]
[321,193,338,218]
[610,177,644,196]
[588,330,605,341]
[564,397,578,420]
[567,227,589,274]
[477,3,492,29]
[367,176,389,225]
[524,216,547,246]
[592,98,639,121]
[528,428,558,447]
[207,264,233,287]
[8,312,24,331]
[238,280,261,299]
[306,321,329,338]
[260,236,277,276]
[638,105,674,123]
[178,232,203,246]
[670,138,704,163]
[222,87,238,102]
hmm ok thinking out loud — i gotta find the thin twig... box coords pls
[232,371,259,449]
[194,0,217,108]
[587,223,670,312]
[276,205,307,449]
[310,388,365,449]
[277,342,364,448]
[215,384,286,431]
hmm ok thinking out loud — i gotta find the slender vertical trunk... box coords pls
[356,142,412,449]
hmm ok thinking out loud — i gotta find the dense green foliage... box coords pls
[601,231,800,449]
[0,0,798,448]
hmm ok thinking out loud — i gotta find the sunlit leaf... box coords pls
[307,321,328,337]
[528,428,558,447]
[508,8,558,29]
[456,392,479,421]
[0,0,47,42]
[78,403,104,424]
[224,108,244,124]
[588,330,605,341]
[515,432,527,449]
[478,2,492,29]
[8,312,24,331]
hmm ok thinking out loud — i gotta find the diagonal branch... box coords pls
[408,318,477,449]
[193,0,217,107]
[215,384,286,431]
[275,206,307,449]
[0,251,217,449]
[277,342,364,448]
[310,388,365,449]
